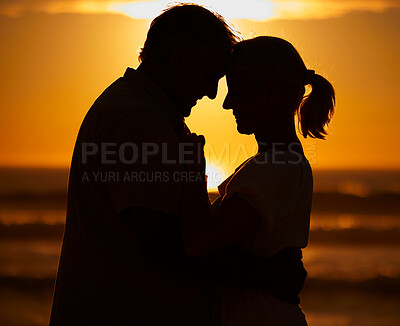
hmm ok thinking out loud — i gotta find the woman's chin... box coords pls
[236,124,253,135]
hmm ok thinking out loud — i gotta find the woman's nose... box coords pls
[206,80,218,100]
[223,94,232,110]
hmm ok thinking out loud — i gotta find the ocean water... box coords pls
[0,168,399,326]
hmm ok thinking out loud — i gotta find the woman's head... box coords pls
[223,36,335,139]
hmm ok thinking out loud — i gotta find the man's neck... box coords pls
[137,61,169,95]
[137,60,186,118]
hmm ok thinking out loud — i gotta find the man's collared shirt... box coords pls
[50,68,211,326]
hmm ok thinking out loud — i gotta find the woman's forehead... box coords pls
[226,59,276,85]
[226,64,258,84]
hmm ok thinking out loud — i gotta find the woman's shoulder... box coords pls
[218,148,312,201]
[237,150,311,181]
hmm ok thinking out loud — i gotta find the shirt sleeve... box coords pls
[101,107,183,217]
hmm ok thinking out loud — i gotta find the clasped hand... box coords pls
[180,133,207,182]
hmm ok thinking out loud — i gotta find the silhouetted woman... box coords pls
[182,36,335,326]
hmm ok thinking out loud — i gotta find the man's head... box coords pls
[139,4,241,117]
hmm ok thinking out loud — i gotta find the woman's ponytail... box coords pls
[298,73,335,139]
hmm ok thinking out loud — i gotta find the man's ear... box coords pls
[169,38,186,66]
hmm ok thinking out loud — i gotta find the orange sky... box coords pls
[0,1,399,177]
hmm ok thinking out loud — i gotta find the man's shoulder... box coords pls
[94,77,152,110]
[83,77,166,136]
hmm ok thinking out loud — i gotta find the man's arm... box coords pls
[120,206,307,304]
[187,246,307,304]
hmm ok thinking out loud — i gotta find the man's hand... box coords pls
[180,132,206,176]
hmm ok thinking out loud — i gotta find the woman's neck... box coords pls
[255,119,300,150]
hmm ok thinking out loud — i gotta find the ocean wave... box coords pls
[210,191,400,215]
[1,275,399,296]
[0,223,400,245]
[311,192,400,215]
[0,222,399,243]
[309,228,400,244]
[0,191,399,215]
[0,223,64,239]
[303,276,400,296]
[0,276,55,292]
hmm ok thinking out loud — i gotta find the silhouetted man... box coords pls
[50,4,305,326]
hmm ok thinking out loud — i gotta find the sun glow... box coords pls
[0,0,398,20]
[1,0,398,20]
[206,164,225,191]
[110,0,275,21]
[109,0,400,21]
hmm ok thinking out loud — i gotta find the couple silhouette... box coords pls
[50,4,335,326]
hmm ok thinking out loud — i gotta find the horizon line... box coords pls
[0,165,399,171]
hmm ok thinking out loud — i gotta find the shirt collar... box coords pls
[123,67,185,130]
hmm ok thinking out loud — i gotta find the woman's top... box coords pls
[218,148,313,258]
[213,147,312,326]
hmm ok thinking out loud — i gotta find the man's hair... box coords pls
[138,3,241,63]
